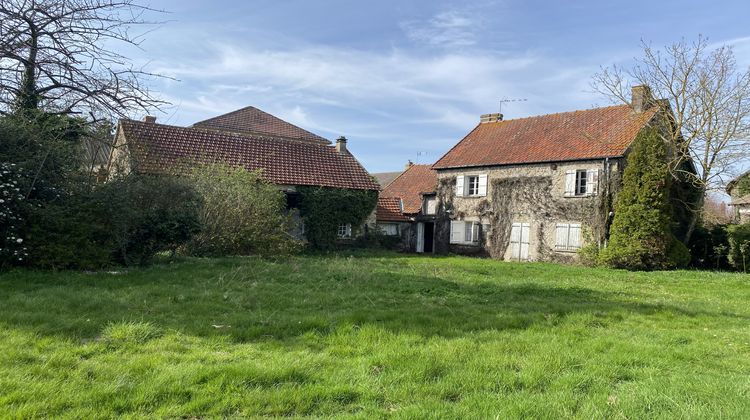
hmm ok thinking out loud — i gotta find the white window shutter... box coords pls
[455,175,465,197]
[586,170,599,195]
[555,223,568,249]
[472,222,480,242]
[564,171,575,196]
[450,221,465,244]
[570,224,581,248]
[478,174,488,197]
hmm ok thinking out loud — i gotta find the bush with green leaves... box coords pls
[98,175,202,266]
[599,126,688,270]
[187,164,300,257]
[727,223,750,273]
[297,186,378,250]
[688,224,731,270]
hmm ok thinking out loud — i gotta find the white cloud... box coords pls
[401,10,480,48]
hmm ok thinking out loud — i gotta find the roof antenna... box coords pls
[416,151,427,164]
[499,97,528,114]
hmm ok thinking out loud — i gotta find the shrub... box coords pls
[727,223,750,272]
[577,244,601,267]
[599,126,688,270]
[688,224,730,269]
[99,175,202,266]
[187,164,300,257]
[297,186,378,250]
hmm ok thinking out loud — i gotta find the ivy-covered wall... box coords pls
[297,186,378,250]
[434,159,623,262]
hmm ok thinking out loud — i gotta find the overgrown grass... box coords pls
[0,251,748,418]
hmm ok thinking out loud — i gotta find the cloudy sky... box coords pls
[132,0,750,172]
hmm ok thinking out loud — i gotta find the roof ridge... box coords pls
[483,103,634,125]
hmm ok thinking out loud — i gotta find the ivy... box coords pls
[734,173,750,197]
[297,186,378,250]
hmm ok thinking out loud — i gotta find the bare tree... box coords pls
[0,0,168,120]
[592,36,750,243]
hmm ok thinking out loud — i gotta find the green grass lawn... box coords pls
[1,251,749,418]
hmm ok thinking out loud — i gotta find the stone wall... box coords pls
[434,159,624,262]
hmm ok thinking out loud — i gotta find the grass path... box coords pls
[1,252,749,418]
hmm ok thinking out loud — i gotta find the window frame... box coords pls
[450,220,481,245]
[574,170,588,196]
[337,223,352,238]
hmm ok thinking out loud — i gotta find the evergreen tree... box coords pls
[600,126,689,270]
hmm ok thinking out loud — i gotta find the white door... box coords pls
[416,222,424,253]
[509,222,530,261]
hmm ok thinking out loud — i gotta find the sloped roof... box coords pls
[119,120,379,190]
[380,164,438,214]
[376,197,409,222]
[727,170,750,196]
[433,105,659,169]
[192,106,330,145]
[371,171,403,188]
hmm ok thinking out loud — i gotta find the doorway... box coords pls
[416,222,435,253]
[509,222,530,261]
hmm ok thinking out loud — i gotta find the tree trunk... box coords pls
[683,192,705,245]
[15,32,39,111]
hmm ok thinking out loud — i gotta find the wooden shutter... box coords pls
[569,224,582,249]
[471,222,480,242]
[455,175,465,197]
[450,221,464,243]
[555,223,569,249]
[586,170,599,195]
[564,171,576,196]
[478,174,488,197]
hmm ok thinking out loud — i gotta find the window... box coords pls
[555,223,582,251]
[450,221,481,244]
[378,223,399,236]
[455,174,488,197]
[424,196,437,215]
[575,170,587,195]
[337,223,352,238]
[565,169,599,197]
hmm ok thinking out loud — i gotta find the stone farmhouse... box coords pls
[373,163,438,252]
[427,86,669,262]
[108,106,379,239]
[727,171,750,223]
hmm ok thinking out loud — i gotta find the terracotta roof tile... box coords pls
[433,105,659,169]
[376,197,409,222]
[380,164,438,214]
[192,106,330,145]
[120,120,379,190]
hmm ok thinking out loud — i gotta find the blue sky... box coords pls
[134,0,750,172]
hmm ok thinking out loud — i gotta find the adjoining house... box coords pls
[373,163,438,252]
[430,85,671,262]
[727,171,750,223]
[108,106,379,239]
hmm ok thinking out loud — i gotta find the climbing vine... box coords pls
[297,186,378,250]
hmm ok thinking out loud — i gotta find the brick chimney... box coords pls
[335,136,347,153]
[631,85,653,113]
[480,113,503,123]
[143,116,156,123]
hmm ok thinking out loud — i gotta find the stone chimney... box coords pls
[405,160,414,171]
[335,136,347,153]
[631,85,654,113]
[143,116,157,123]
[480,113,503,123]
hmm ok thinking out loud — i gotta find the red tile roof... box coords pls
[376,197,409,222]
[433,105,659,169]
[380,164,438,214]
[192,106,330,145]
[119,120,379,190]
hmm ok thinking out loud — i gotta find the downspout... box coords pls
[603,157,611,248]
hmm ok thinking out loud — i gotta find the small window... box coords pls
[575,170,587,196]
[451,221,480,244]
[337,223,352,238]
[555,223,582,251]
[378,223,399,236]
[467,176,480,196]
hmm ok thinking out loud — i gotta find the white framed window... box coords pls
[450,221,481,244]
[565,169,599,197]
[337,223,352,238]
[555,223,582,251]
[424,196,437,215]
[455,174,487,197]
[378,223,399,236]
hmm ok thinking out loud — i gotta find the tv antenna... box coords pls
[499,97,528,114]
[416,151,428,164]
